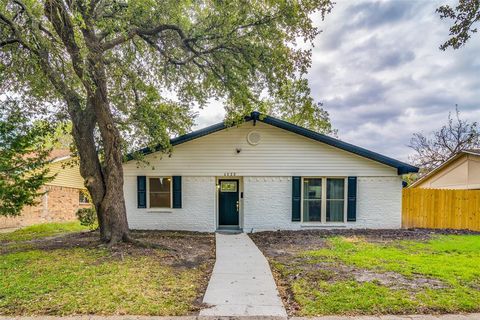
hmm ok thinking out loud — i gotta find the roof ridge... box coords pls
[126,111,419,174]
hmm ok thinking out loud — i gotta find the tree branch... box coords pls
[101,24,187,51]
[44,0,89,87]
[0,38,21,47]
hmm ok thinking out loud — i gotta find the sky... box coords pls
[194,0,480,162]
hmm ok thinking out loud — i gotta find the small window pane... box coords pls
[326,178,344,222]
[79,191,89,204]
[327,178,344,199]
[150,192,170,208]
[221,181,237,192]
[327,200,344,222]
[149,177,171,208]
[150,177,170,193]
[303,178,322,222]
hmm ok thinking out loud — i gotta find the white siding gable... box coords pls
[123,122,397,177]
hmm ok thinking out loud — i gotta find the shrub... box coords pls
[76,207,97,230]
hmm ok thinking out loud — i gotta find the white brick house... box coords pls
[123,112,418,232]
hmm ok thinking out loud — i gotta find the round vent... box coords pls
[247,131,261,145]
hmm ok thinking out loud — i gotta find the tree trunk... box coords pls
[63,66,129,245]
[42,0,130,244]
[69,95,130,244]
[89,57,130,244]
[68,102,111,241]
[94,113,129,244]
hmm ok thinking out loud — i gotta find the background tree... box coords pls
[0,99,54,216]
[0,0,333,244]
[44,122,74,150]
[409,107,480,173]
[437,0,480,50]
[263,79,337,136]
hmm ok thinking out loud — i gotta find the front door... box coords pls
[218,180,239,226]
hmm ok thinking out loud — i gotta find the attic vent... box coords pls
[247,131,261,145]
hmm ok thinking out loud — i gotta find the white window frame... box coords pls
[147,176,173,209]
[301,177,347,223]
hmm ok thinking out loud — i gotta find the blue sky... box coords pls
[194,0,480,162]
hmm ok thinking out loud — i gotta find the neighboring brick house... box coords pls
[123,111,418,232]
[0,150,91,229]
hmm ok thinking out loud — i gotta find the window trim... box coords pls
[147,176,173,209]
[301,177,347,224]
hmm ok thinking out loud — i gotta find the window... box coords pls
[326,178,345,222]
[79,190,90,204]
[302,177,346,223]
[149,177,171,208]
[303,178,322,222]
[220,181,237,192]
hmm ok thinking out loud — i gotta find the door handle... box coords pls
[236,201,239,213]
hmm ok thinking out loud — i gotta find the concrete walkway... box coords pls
[199,233,287,317]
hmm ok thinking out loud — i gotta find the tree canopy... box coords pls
[437,0,480,50]
[0,0,334,243]
[0,99,54,216]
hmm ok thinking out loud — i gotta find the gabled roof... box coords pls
[48,149,72,162]
[128,111,418,175]
[410,150,480,187]
[24,149,71,163]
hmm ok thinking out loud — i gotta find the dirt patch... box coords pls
[281,256,447,289]
[353,269,446,290]
[250,228,480,257]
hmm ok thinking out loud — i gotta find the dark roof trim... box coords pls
[127,111,419,174]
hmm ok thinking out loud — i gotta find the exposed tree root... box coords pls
[123,235,177,251]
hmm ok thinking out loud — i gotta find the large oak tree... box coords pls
[0,0,333,244]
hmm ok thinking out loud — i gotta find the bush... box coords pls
[76,207,97,230]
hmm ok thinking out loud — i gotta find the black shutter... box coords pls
[137,176,146,208]
[172,176,182,208]
[347,176,357,221]
[292,176,301,221]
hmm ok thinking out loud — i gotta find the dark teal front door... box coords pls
[218,180,239,226]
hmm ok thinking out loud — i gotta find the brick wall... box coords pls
[125,176,216,232]
[243,176,402,232]
[122,175,402,232]
[0,185,91,229]
[356,177,402,229]
[243,177,292,232]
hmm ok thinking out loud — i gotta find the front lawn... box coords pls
[250,229,480,316]
[0,221,88,242]
[0,223,215,316]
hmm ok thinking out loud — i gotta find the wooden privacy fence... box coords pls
[402,188,480,231]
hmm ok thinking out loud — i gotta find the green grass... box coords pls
[274,235,480,316]
[0,222,212,315]
[0,222,88,242]
[0,248,205,315]
[293,279,415,315]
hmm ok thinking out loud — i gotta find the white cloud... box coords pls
[193,0,480,162]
